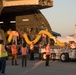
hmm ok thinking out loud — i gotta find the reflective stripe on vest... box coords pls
[22,47,27,55]
[0,44,8,57]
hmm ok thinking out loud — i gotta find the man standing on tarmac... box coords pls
[0,40,8,75]
[11,42,18,65]
[21,43,28,67]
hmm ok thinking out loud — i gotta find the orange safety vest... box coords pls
[22,47,27,55]
[30,44,34,51]
[45,45,50,55]
[11,44,17,55]
[12,31,19,37]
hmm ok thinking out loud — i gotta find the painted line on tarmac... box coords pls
[21,60,44,75]
[50,60,59,62]
[31,60,44,70]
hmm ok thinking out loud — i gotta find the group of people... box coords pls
[11,41,36,66]
[10,42,28,67]
[11,41,51,66]
[0,40,51,74]
[0,27,52,75]
[0,40,34,75]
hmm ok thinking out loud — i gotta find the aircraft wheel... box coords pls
[42,53,46,60]
[60,53,69,62]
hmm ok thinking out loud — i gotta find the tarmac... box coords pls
[4,59,76,75]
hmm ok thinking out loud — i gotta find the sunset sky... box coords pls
[40,0,76,36]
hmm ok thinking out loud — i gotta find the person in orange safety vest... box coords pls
[21,43,28,67]
[11,42,18,65]
[45,43,51,66]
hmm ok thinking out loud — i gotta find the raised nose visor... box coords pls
[0,0,53,13]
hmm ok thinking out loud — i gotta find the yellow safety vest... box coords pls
[0,44,8,58]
